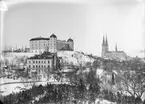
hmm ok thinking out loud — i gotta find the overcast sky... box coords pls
[1,0,144,57]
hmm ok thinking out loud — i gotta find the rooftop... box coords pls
[50,33,57,38]
[30,37,49,41]
[28,52,53,59]
[67,38,73,42]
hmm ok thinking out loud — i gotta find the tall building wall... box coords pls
[30,38,49,53]
[49,34,57,53]
[67,38,74,51]
[57,40,67,50]
[29,34,74,53]
[68,41,74,51]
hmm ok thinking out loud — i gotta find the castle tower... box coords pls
[67,38,74,51]
[49,33,57,53]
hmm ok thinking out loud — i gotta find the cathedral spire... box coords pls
[102,35,105,45]
[115,43,118,52]
[105,35,108,45]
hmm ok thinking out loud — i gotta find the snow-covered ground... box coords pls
[0,50,95,96]
[0,82,32,96]
[3,52,38,58]
[0,75,70,96]
[95,99,116,104]
[58,51,95,66]
[0,77,21,84]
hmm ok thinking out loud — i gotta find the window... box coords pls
[44,61,45,63]
[33,65,35,68]
[29,61,31,63]
[29,65,31,68]
[42,61,43,63]
[33,61,35,63]
[48,65,50,68]
[36,61,37,63]
[39,61,40,63]
[39,65,40,68]
[48,61,49,63]
[44,65,45,68]
[42,65,43,68]
[36,65,37,68]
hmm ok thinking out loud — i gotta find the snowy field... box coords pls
[0,75,70,96]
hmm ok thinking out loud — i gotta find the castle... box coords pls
[29,33,74,53]
[102,35,128,60]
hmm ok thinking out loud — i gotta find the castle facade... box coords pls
[29,33,74,53]
[102,36,128,60]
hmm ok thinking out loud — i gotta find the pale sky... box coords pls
[1,0,145,57]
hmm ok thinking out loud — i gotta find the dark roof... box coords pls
[50,33,57,38]
[28,52,53,59]
[30,37,49,41]
[117,51,125,53]
[107,51,125,53]
[67,38,73,42]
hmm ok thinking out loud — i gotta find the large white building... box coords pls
[29,33,74,53]
[26,52,59,76]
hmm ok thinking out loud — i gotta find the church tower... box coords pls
[115,43,118,52]
[105,35,109,52]
[102,35,109,57]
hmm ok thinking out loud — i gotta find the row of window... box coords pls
[31,41,48,43]
[32,44,46,46]
[31,43,56,45]
[29,65,50,68]
[28,60,50,64]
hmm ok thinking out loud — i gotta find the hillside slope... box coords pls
[57,51,95,66]
[1,51,95,66]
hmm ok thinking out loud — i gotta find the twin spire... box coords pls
[102,34,118,52]
[102,35,108,46]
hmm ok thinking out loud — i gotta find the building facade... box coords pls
[26,52,61,77]
[26,52,54,75]
[29,33,74,53]
[30,37,49,53]
[102,36,128,60]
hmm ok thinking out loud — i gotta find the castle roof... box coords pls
[30,37,49,41]
[50,33,57,38]
[67,38,73,42]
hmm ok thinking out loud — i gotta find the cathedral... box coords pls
[101,35,128,60]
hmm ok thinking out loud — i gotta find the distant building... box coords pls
[29,33,74,53]
[3,46,29,53]
[101,35,128,60]
[26,52,60,76]
[26,52,53,75]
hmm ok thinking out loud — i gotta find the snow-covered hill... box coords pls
[57,51,95,66]
[1,51,95,66]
